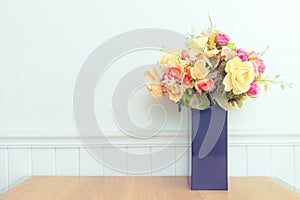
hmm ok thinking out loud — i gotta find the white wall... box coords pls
[1,0,300,195]
[0,0,300,137]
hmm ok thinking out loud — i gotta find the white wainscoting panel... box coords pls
[174,147,189,176]
[32,148,55,176]
[103,148,127,176]
[0,148,8,193]
[294,146,300,192]
[228,146,247,176]
[8,149,31,188]
[271,146,294,189]
[79,148,103,176]
[151,147,175,176]
[56,148,79,176]
[247,146,271,176]
[0,135,300,195]
[127,147,151,176]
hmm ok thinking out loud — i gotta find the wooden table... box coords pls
[0,177,300,200]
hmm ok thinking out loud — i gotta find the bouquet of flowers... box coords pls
[144,20,291,111]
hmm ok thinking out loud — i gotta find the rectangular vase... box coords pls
[189,104,228,190]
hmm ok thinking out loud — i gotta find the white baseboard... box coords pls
[0,133,300,195]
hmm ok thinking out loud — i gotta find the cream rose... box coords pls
[190,58,209,80]
[166,83,184,103]
[159,50,181,67]
[190,36,208,55]
[223,57,255,94]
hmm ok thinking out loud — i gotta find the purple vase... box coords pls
[189,104,228,190]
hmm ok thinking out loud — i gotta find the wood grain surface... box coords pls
[0,176,300,200]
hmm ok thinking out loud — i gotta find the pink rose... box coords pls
[182,67,193,89]
[182,67,192,83]
[195,78,214,93]
[252,64,259,76]
[247,82,259,95]
[236,48,249,62]
[252,58,265,75]
[165,66,182,81]
[216,33,231,45]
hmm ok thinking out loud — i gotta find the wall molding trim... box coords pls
[1,133,300,148]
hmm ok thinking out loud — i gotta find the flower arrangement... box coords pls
[144,19,291,111]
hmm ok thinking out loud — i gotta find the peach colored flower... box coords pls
[165,66,182,81]
[144,67,164,98]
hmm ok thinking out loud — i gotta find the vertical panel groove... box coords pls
[173,146,176,176]
[296,145,300,192]
[77,148,80,176]
[270,146,273,177]
[173,146,177,176]
[54,148,57,176]
[245,146,248,177]
[269,145,272,177]
[5,148,9,192]
[293,145,296,191]
[101,148,104,176]
[126,147,128,176]
[150,147,153,176]
[6,148,10,190]
[78,148,81,176]
[29,148,32,177]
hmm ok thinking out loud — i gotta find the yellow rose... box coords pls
[166,83,184,103]
[223,57,255,94]
[159,49,181,66]
[144,67,164,98]
[190,36,208,55]
[190,58,209,80]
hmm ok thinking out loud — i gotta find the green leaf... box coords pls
[258,45,269,57]
[226,43,235,50]
[178,104,182,112]
[182,93,187,102]
[208,15,213,29]
[275,74,281,79]
[187,88,193,95]
[236,99,243,108]
[264,84,269,92]
[188,93,210,110]
[280,84,285,90]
